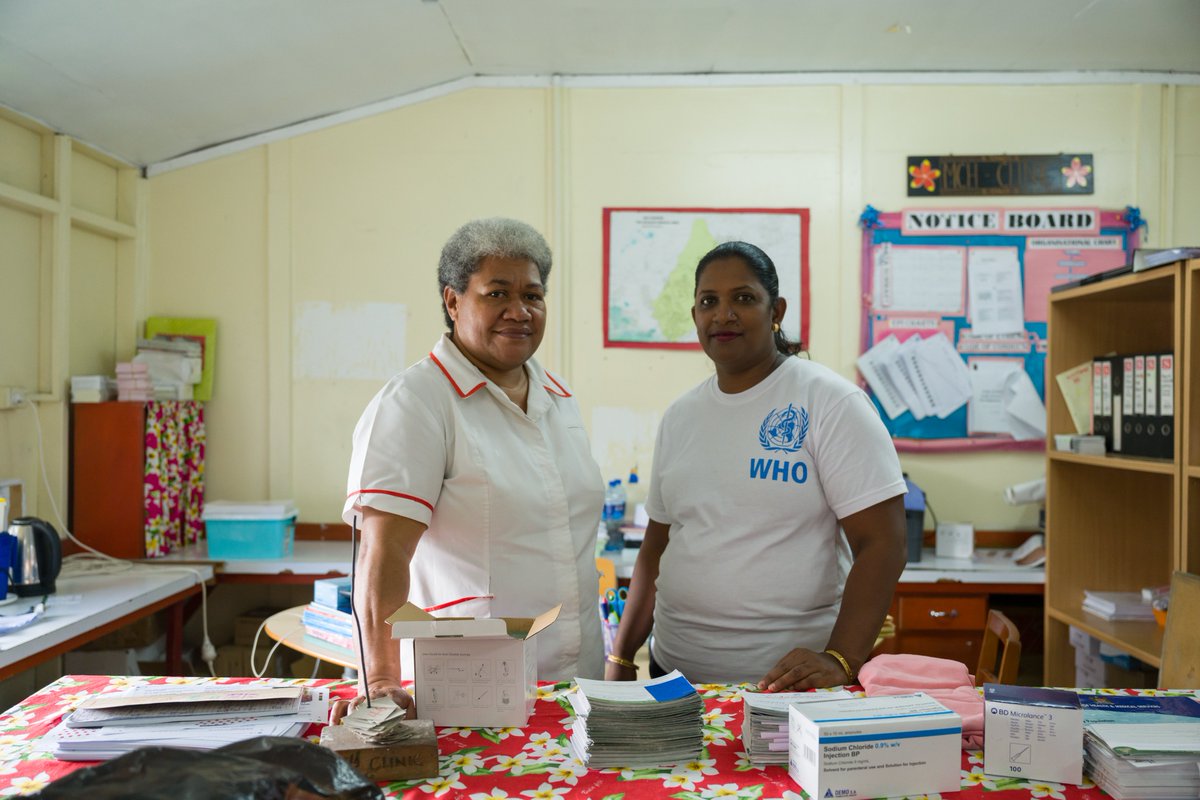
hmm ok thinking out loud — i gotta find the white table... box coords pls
[148,540,351,583]
[0,563,213,679]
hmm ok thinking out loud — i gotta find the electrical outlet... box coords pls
[0,386,27,410]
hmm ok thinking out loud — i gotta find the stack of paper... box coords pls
[568,670,704,768]
[341,696,429,745]
[133,336,203,400]
[45,684,328,761]
[1081,694,1200,799]
[70,375,116,403]
[302,603,355,650]
[741,690,850,765]
[116,361,153,402]
[1083,591,1155,621]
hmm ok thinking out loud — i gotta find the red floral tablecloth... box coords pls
[0,675,1136,799]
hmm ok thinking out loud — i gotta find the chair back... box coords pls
[975,608,1021,686]
[1159,571,1200,689]
[595,557,617,597]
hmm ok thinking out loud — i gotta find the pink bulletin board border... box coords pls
[603,207,810,350]
[858,208,1140,453]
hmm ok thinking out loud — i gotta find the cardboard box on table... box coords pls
[983,684,1083,785]
[787,692,961,800]
[386,602,560,728]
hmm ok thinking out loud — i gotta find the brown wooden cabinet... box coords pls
[69,401,150,559]
[1044,258,1197,684]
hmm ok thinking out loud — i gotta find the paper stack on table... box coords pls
[46,684,328,761]
[1081,694,1200,800]
[1082,591,1155,621]
[568,670,704,768]
[340,696,430,745]
[741,690,851,765]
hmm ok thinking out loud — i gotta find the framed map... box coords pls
[602,207,810,349]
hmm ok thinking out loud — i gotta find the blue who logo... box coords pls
[758,403,808,453]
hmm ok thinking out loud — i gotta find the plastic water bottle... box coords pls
[602,478,626,552]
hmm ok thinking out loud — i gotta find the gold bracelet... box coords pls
[606,653,639,670]
[824,649,854,682]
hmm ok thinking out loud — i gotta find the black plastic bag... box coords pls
[32,736,384,800]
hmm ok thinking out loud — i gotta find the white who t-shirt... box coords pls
[344,334,605,681]
[645,357,905,684]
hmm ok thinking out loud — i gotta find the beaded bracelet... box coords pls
[606,653,639,670]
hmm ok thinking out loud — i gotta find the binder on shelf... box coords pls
[1090,359,1114,451]
[1150,352,1175,459]
[1119,355,1135,454]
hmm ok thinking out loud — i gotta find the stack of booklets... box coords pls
[115,361,153,402]
[568,670,704,768]
[44,684,329,761]
[1081,694,1200,799]
[70,375,116,403]
[302,602,355,650]
[1082,591,1156,621]
[741,690,851,766]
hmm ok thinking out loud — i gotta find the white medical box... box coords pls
[984,684,1083,784]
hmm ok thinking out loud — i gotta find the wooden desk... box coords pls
[263,606,357,670]
[0,564,213,679]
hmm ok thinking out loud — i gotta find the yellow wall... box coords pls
[0,110,142,527]
[5,81,1191,533]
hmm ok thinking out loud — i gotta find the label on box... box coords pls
[411,637,537,728]
[984,685,1082,784]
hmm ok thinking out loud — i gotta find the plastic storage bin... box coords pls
[203,500,297,559]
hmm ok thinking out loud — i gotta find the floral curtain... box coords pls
[142,401,205,557]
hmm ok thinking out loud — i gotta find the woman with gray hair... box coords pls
[334,217,605,720]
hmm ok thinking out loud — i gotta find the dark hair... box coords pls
[694,241,804,356]
[438,217,553,329]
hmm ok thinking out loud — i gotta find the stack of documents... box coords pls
[116,361,153,402]
[1081,694,1200,799]
[302,603,356,650]
[741,690,850,765]
[568,670,704,768]
[45,684,328,761]
[70,375,116,403]
[341,696,430,745]
[1082,591,1156,621]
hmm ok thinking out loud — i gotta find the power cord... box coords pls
[22,395,218,676]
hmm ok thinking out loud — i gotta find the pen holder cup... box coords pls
[600,612,618,657]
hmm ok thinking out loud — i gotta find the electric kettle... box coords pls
[8,517,62,597]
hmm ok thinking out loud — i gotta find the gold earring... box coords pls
[772,323,781,333]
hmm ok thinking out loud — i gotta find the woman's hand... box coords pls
[604,659,639,681]
[758,648,850,691]
[329,680,415,724]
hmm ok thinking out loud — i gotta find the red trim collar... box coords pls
[543,372,572,398]
[348,488,435,513]
[430,352,485,398]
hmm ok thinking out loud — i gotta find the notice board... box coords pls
[859,206,1142,452]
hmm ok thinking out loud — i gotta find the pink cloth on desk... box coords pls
[858,653,984,749]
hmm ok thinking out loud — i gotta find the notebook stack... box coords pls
[302,603,355,650]
[568,670,704,768]
[741,690,851,766]
[1082,591,1155,621]
[1081,694,1200,800]
[116,361,153,401]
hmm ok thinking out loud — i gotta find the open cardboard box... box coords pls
[386,602,560,727]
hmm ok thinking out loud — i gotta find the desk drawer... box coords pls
[898,595,986,632]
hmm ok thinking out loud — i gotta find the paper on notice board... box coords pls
[891,335,933,420]
[857,335,908,419]
[1054,361,1093,435]
[909,333,972,418]
[872,244,966,314]
[968,360,1046,439]
[1004,370,1046,440]
[968,359,1025,435]
[967,247,1025,336]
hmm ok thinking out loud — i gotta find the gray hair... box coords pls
[438,217,553,329]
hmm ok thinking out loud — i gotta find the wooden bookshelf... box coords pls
[1044,260,1192,686]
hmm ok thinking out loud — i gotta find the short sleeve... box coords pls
[343,376,446,527]
[812,391,906,520]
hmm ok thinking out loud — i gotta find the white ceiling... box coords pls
[2,0,1199,171]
